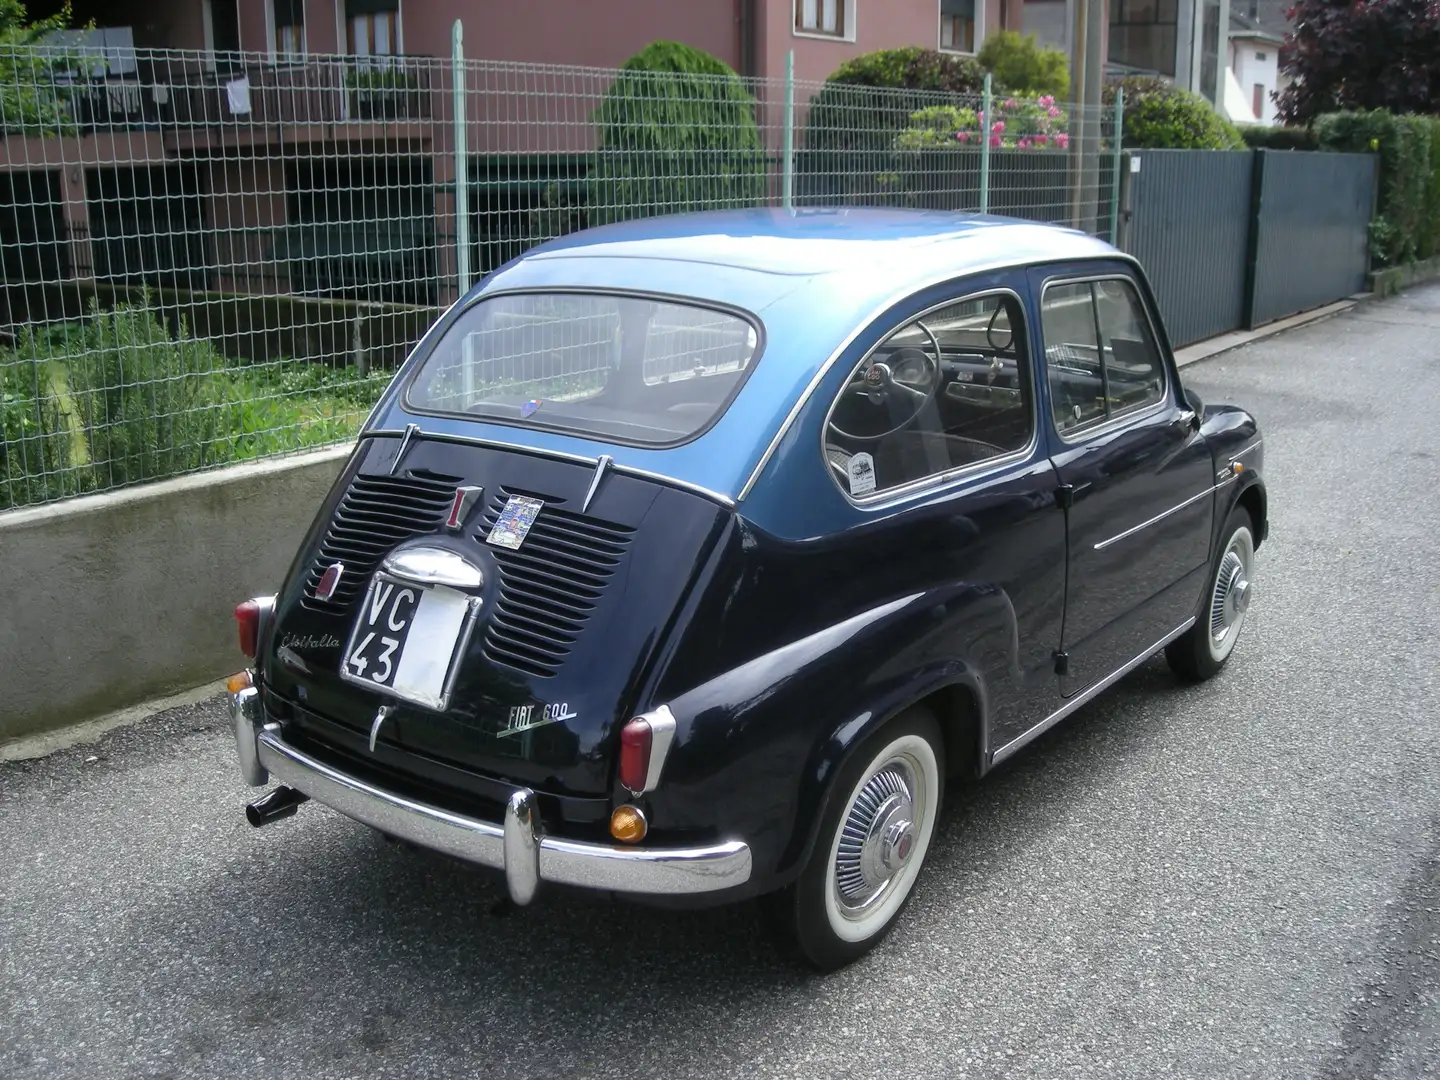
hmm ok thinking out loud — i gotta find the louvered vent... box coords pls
[302,470,462,615]
[479,487,634,678]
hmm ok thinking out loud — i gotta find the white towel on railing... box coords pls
[226,76,251,115]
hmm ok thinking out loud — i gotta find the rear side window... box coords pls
[823,290,1034,499]
[405,292,760,446]
[1041,277,1166,435]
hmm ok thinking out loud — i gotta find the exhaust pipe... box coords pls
[245,785,310,827]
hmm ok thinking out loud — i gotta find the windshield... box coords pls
[405,292,761,446]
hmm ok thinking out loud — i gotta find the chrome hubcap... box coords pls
[1210,544,1254,644]
[835,763,917,914]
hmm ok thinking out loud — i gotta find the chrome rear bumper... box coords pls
[229,687,752,904]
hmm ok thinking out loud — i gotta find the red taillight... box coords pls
[235,600,260,659]
[619,717,652,793]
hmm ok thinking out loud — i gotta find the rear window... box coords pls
[404,292,760,446]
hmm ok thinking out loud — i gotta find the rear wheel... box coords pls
[1166,506,1256,682]
[769,708,943,971]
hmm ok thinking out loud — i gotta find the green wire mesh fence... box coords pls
[0,35,1120,510]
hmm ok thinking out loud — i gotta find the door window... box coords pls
[824,291,1033,499]
[1042,276,1165,435]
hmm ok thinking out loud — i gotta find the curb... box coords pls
[1174,298,1360,368]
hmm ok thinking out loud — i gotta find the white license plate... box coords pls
[339,571,482,711]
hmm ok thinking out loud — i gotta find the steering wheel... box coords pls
[827,342,940,442]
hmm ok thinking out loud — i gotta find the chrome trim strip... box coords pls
[608,464,735,508]
[253,727,753,899]
[389,422,420,476]
[737,250,1152,503]
[359,430,735,509]
[582,454,612,513]
[821,287,1041,510]
[1231,439,1263,461]
[989,617,1196,766]
[1093,485,1215,551]
[365,427,600,468]
[641,704,678,794]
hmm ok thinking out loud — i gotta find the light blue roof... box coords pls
[380,208,1128,506]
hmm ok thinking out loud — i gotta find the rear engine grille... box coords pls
[479,487,634,678]
[302,470,463,615]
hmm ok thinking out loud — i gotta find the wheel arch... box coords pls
[1235,479,1268,549]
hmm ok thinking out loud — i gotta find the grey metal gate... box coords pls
[1249,150,1376,327]
[1123,150,1253,348]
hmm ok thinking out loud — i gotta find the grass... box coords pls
[0,299,391,511]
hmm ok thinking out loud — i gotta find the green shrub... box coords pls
[797,47,986,203]
[1422,116,1440,260]
[1314,109,1433,266]
[0,298,384,509]
[1238,124,1320,151]
[587,41,766,226]
[976,30,1069,99]
[1104,76,1245,150]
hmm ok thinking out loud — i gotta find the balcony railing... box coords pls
[6,49,438,136]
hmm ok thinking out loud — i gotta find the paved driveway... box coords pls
[3,285,1438,1080]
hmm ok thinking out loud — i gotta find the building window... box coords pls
[939,0,979,52]
[1255,51,1267,61]
[347,0,400,57]
[275,0,305,58]
[1252,83,1264,118]
[795,0,848,38]
[1108,0,1180,78]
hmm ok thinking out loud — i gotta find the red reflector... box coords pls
[235,600,260,659]
[619,718,652,792]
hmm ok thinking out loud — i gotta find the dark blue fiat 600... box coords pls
[228,208,1266,970]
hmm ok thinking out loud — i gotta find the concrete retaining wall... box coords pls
[0,446,352,745]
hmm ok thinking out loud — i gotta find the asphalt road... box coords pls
[3,285,1439,1080]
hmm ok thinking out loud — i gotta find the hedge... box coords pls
[1314,110,1440,265]
[1239,124,1320,151]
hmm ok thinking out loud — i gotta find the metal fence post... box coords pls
[782,49,795,211]
[980,73,992,215]
[452,20,470,299]
[1108,88,1124,244]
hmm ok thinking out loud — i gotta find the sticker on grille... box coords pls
[478,487,634,678]
[302,470,462,615]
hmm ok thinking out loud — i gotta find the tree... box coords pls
[976,30,1070,99]
[1277,0,1440,124]
[588,41,766,227]
[0,0,83,135]
[1104,76,1245,149]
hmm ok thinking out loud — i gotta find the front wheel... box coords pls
[1166,505,1256,682]
[768,708,944,971]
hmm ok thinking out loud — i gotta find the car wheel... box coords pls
[1166,505,1256,682]
[769,708,944,971]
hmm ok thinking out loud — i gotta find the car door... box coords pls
[810,281,1067,743]
[1030,263,1215,697]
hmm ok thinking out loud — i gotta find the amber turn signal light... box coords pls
[610,805,647,844]
[226,671,253,694]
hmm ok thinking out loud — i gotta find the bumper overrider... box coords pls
[229,685,752,904]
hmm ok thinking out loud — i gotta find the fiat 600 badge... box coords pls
[229,209,1266,970]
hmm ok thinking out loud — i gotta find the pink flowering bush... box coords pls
[894,94,1071,152]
